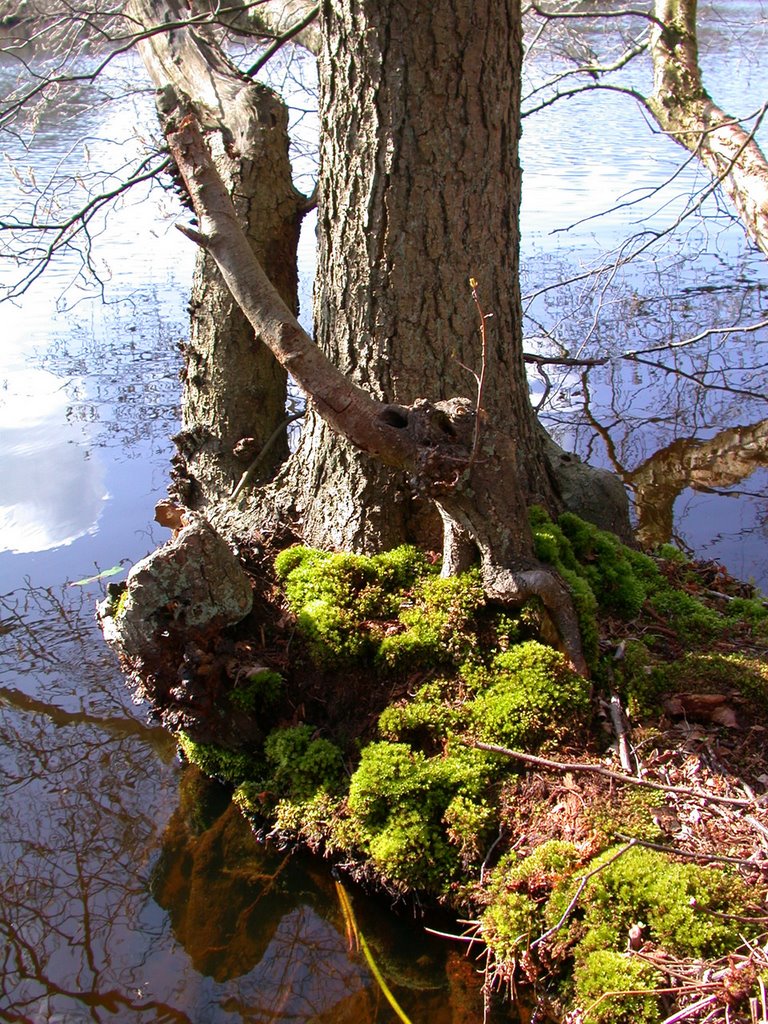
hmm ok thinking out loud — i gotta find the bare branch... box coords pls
[529,2,667,31]
[0,152,170,300]
[624,315,768,358]
[244,3,320,76]
[469,740,765,808]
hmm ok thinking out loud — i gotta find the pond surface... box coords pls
[1,4,767,1022]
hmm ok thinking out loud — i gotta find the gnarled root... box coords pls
[482,564,588,677]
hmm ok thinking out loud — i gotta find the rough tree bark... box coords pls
[648,0,768,257]
[127,0,309,507]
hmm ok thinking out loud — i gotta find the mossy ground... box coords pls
[176,513,768,1024]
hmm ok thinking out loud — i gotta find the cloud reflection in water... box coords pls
[0,364,107,553]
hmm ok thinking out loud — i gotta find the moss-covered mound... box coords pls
[176,515,768,1023]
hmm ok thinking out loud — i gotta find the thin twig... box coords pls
[467,277,491,470]
[245,4,320,77]
[606,693,635,774]
[660,993,719,1024]
[616,835,767,870]
[230,411,304,501]
[530,840,637,949]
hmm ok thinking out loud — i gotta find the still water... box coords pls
[1,4,767,1021]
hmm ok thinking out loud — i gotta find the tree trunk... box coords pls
[128,0,308,507]
[253,0,556,552]
[166,14,589,671]
[648,0,768,257]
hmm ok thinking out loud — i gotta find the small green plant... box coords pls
[558,512,648,619]
[481,841,581,962]
[546,845,756,961]
[574,949,664,1024]
[274,544,432,667]
[345,740,497,891]
[377,569,485,671]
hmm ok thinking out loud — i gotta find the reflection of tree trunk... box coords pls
[648,0,768,257]
[128,0,307,507]
[625,418,768,547]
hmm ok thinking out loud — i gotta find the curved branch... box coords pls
[482,566,588,675]
[166,115,422,469]
[469,741,764,807]
[530,2,666,31]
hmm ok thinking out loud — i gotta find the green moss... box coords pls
[470,641,591,750]
[558,512,648,619]
[725,596,768,629]
[260,790,345,851]
[614,639,657,716]
[274,544,432,668]
[587,788,665,844]
[619,648,768,719]
[296,599,374,665]
[443,793,496,862]
[655,543,689,565]
[345,740,498,891]
[177,733,260,786]
[547,845,755,961]
[377,678,466,744]
[481,841,581,962]
[369,545,433,588]
[377,569,485,671]
[481,889,540,961]
[575,950,663,1024]
[529,509,600,665]
[344,638,593,891]
[263,724,344,800]
[650,652,768,717]
[535,845,759,1024]
[647,588,723,642]
[230,668,283,711]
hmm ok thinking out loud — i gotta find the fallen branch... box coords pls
[469,740,765,808]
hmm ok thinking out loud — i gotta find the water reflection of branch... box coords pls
[624,314,768,357]
[1,693,184,1020]
[523,103,768,306]
[552,141,702,235]
[623,352,767,402]
[0,683,165,740]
